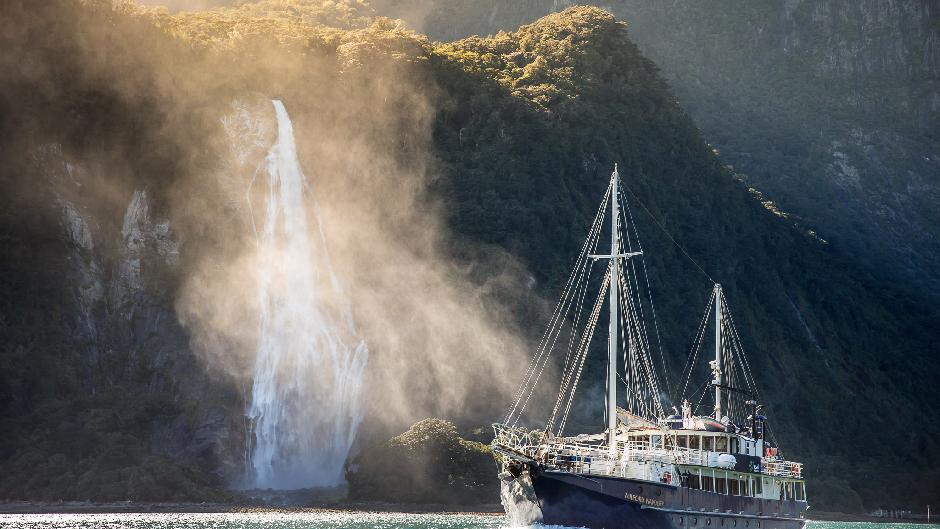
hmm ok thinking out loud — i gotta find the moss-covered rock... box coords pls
[346,419,497,505]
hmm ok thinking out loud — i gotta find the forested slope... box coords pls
[425,9,940,512]
[372,0,940,303]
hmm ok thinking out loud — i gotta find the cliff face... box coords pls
[0,0,246,499]
[0,144,244,500]
[373,0,940,300]
[615,0,940,299]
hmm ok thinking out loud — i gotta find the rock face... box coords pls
[0,142,243,499]
[372,0,940,299]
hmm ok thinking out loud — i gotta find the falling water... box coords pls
[246,100,368,489]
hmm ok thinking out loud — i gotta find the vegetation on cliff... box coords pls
[427,8,940,512]
[372,0,940,305]
[347,419,496,504]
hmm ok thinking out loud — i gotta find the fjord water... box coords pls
[246,100,368,489]
[0,514,935,529]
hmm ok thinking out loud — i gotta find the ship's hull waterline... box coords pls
[503,464,807,529]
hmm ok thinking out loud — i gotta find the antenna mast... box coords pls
[712,284,723,420]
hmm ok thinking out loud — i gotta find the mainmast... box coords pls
[588,166,642,453]
[589,166,644,453]
[712,284,723,420]
[607,166,620,455]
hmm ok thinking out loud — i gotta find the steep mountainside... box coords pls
[372,0,940,302]
[0,0,937,513]
[426,10,939,512]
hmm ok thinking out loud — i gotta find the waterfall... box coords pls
[246,100,368,490]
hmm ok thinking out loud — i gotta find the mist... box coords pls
[0,0,546,491]
[154,0,541,482]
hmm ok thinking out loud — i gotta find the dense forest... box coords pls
[0,0,937,513]
[370,0,940,303]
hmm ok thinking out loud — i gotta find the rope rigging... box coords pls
[619,180,716,285]
[504,181,611,426]
[675,285,762,429]
[505,170,669,432]
[503,167,768,452]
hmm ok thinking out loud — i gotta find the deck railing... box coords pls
[762,458,803,478]
[493,423,803,479]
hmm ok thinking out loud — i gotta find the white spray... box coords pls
[246,100,368,489]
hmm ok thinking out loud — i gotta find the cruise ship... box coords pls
[492,166,808,529]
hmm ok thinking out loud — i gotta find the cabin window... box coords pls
[652,435,662,449]
[795,482,805,501]
[729,478,739,496]
[703,476,714,492]
[689,473,701,490]
[666,436,675,449]
[716,477,727,494]
[678,435,688,448]
[784,482,793,501]
[730,438,738,453]
[716,436,728,452]
[754,479,763,495]
[703,436,714,451]
[691,436,701,450]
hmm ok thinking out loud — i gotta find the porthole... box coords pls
[693,518,698,525]
[733,521,738,527]
[707,519,712,526]
[679,518,684,525]
[745,521,749,528]
[657,488,663,497]
[637,486,644,494]
[757,522,761,528]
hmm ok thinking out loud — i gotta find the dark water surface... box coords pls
[0,513,936,529]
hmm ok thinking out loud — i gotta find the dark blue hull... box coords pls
[510,466,807,529]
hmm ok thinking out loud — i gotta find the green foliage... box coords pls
[346,419,497,504]
[422,6,940,512]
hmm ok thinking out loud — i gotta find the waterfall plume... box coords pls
[245,100,368,489]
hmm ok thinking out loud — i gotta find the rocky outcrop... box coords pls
[18,142,245,489]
